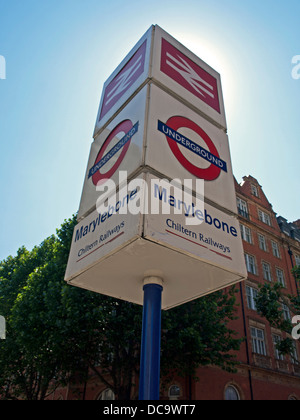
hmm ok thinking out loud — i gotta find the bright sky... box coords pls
[0,0,299,261]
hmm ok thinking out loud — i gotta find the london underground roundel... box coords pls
[89,119,138,186]
[158,116,227,181]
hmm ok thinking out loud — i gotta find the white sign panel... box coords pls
[66,184,143,284]
[78,85,148,220]
[94,27,152,137]
[145,84,236,214]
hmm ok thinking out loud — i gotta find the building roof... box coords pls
[277,216,300,243]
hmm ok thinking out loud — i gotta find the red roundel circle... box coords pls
[92,119,133,186]
[164,116,221,181]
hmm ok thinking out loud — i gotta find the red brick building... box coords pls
[187,175,300,400]
[51,175,300,401]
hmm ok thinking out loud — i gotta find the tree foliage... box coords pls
[255,266,300,360]
[0,215,242,400]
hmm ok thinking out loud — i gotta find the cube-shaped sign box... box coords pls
[65,173,247,310]
[93,25,226,138]
[68,25,247,311]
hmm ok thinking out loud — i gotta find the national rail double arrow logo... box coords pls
[160,38,221,114]
[99,41,147,120]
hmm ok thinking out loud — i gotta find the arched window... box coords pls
[98,388,115,400]
[169,385,181,400]
[224,384,240,401]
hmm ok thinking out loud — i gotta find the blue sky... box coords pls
[0,0,299,261]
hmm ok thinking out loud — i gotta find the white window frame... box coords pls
[258,209,271,226]
[291,341,299,364]
[240,224,252,244]
[272,334,284,361]
[282,303,291,321]
[245,253,257,275]
[98,388,115,400]
[276,268,285,287]
[258,233,267,251]
[237,197,248,213]
[169,385,181,400]
[271,241,280,258]
[251,184,259,197]
[224,385,241,401]
[262,261,272,281]
[246,286,258,311]
[237,197,249,219]
[251,327,267,356]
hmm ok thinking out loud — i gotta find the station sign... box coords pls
[67,26,247,310]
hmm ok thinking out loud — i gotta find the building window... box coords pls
[240,224,252,244]
[258,234,267,251]
[295,254,300,267]
[258,209,271,226]
[276,268,285,287]
[291,341,299,364]
[251,184,259,197]
[224,385,240,401]
[98,388,115,400]
[282,303,291,321]
[169,385,181,400]
[246,286,258,311]
[262,262,272,281]
[272,334,284,361]
[271,241,280,258]
[237,197,249,219]
[245,253,257,275]
[251,327,267,356]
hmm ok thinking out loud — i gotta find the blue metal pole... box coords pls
[139,282,163,400]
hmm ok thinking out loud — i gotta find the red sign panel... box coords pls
[99,41,147,121]
[160,38,220,114]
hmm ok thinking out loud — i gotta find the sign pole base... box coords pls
[139,277,163,400]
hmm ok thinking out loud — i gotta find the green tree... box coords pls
[0,237,61,399]
[161,286,241,385]
[0,216,142,400]
[255,266,300,360]
[0,215,242,400]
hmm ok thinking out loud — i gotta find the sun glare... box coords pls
[174,32,237,122]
